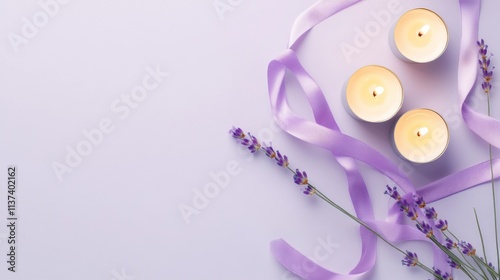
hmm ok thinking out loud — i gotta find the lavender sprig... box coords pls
[230,127,442,279]
[478,38,498,275]
[386,189,474,278]
[387,186,500,280]
[478,39,494,95]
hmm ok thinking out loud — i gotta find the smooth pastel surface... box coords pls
[0,0,499,279]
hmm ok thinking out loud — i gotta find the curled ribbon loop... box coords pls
[268,42,444,280]
[265,0,500,278]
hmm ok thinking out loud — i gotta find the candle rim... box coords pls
[346,65,404,123]
[393,7,449,63]
[393,108,450,163]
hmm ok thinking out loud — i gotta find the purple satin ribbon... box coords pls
[457,0,500,149]
[266,0,499,278]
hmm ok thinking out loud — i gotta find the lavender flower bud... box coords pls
[241,133,261,153]
[459,241,476,256]
[413,194,426,208]
[445,238,457,250]
[275,151,289,167]
[262,143,276,159]
[402,251,418,267]
[293,169,308,185]
[435,219,448,231]
[416,221,434,238]
[384,185,401,201]
[424,207,438,220]
[229,126,245,139]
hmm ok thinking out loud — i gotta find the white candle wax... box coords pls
[343,65,403,123]
[393,108,449,163]
[392,8,448,63]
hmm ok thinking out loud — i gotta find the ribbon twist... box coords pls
[266,0,500,279]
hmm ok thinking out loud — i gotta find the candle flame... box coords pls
[372,86,384,97]
[418,24,430,37]
[417,127,429,137]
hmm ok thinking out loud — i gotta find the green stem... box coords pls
[472,255,489,280]
[474,208,488,265]
[431,234,476,274]
[487,92,500,276]
[284,165,443,278]
[474,208,496,279]
[312,188,404,255]
[446,231,481,273]
[475,255,500,279]
[416,263,444,279]
[313,189,448,278]
[447,230,500,279]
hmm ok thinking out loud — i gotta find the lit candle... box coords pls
[393,108,449,163]
[391,8,448,63]
[343,65,403,123]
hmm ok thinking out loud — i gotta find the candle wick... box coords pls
[417,127,429,137]
[417,24,430,38]
[372,86,384,97]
